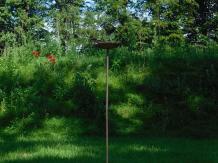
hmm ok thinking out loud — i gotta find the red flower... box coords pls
[32,50,40,57]
[46,54,56,64]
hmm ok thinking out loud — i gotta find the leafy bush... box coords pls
[71,72,98,118]
[0,43,218,137]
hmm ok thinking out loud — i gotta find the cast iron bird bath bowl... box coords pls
[93,41,121,49]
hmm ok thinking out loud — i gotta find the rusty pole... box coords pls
[106,49,109,163]
[92,41,120,163]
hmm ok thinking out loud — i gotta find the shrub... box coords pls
[71,72,98,118]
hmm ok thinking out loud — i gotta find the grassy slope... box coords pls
[0,117,218,163]
[1,45,218,162]
[1,45,218,137]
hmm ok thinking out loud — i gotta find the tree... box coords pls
[94,0,151,49]
[194,0,218,42]
[94,0,130,36]
[51,0,85,53]
[0,0,45,46]
[0,0,15,48]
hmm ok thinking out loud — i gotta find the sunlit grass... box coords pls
[1,117,218,163]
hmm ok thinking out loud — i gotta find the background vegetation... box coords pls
[0,0,218,162]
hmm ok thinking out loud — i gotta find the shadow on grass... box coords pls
[0,136,105,163]
[3,157,101,163]
[119,54,218,137]
[1,132,218,163]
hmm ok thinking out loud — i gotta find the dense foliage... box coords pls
[0,0,218,138]
[0,0,217,51]
[0,43,217,138]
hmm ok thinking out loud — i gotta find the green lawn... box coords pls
[0,117,218,163]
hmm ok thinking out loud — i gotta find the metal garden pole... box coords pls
[93,41,120,163]
[106,49,109,163]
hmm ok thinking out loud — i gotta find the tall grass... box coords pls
[0,43,218,137]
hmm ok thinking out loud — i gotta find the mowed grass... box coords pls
[0,117,218,163]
